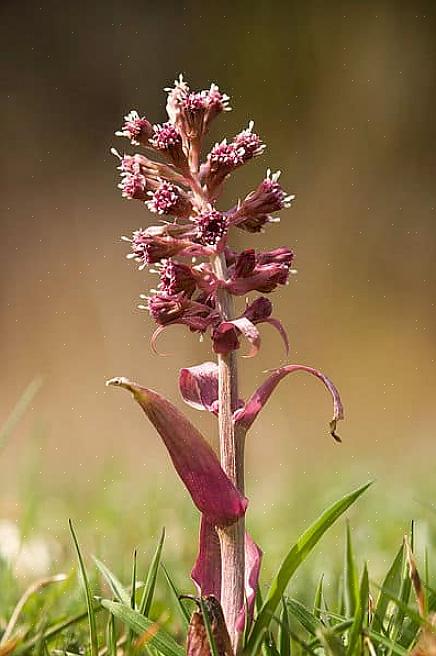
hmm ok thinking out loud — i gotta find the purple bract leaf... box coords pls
[192,520,262,635]
[179,362,219,414]
[191,517,222,599]
[213,317,260,357]
[264,317,290,354]
[106,377,248,525]
[234,364,344,441]
[236,533,262,633]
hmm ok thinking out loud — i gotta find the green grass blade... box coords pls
[131,548,138,610]
[94,557,131,606]
[346,563,368,656]
[101,599,184,656]
[279,599,291,656]
[287,598,323,637]
[247,481,371,650]
[198,596,220,656]
[371,543,404,635]
[344,522,358,618]
[316,627,346,656]
[139,528,165,617]
[106,614,117,656]
[14,607,104,654]
[161,563,190,628]
[368,629,408,656]
[390,525,414,646]
[68,520,99,656]
[372,584,426,630]
[313,574,324,619]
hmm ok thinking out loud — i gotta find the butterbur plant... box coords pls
[108,75,344,652]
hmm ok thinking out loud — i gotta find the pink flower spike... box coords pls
[106,377,248,526]
[179,362,219,414]
[234,365,344,441]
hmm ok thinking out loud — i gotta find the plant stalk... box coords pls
[212,252,246,653]
[189,161,245,651]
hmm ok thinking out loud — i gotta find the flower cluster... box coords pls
[110,75,344,649]
[114,76,293,355]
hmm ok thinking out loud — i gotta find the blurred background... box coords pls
[1,0,436,590]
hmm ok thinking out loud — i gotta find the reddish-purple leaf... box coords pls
[179,362,219,414]
[192,520,262,634]
[191,517,222,599]
[107,377,248,525]
[236,533,263,632]
[264,317,289,354]
[213,318,260,357]
[234,364,344,441]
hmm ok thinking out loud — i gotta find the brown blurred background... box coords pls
[1,0,436,502]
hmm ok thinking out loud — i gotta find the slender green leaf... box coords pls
[94,557,130,606]
[390,524,414,647]
[372,584,427,631]
[246,626,267,656]
[14,607,104,655]
[102,599,184,656]
[272,615,318,656]
[247,481,371,650]
[131,549,138,610]
[264,635,281,656]
[106,614,116,656]
[313,574,324,619]
[368,629,408,656]
[316,627,346,656]
[279,599,291,656]
[346,563,368,656]
[344,522,358,618]
[139,528,165,617]
[69,520,99,656]
[308,619,353,648]
[287,599,323,637]
[371,544,404,635]
[161,563,190,628]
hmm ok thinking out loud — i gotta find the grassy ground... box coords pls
[2,383,435,654]
[1,467,435,655]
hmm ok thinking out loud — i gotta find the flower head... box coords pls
[145,180,192,218]
[229,170,295,232]
[204,122,265,197]
[115,110,153,146]
[225,247,294,295]
[165,75,231,146]
[159,260,198,297]
[193,210,228,249]
[124,229,192,268]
